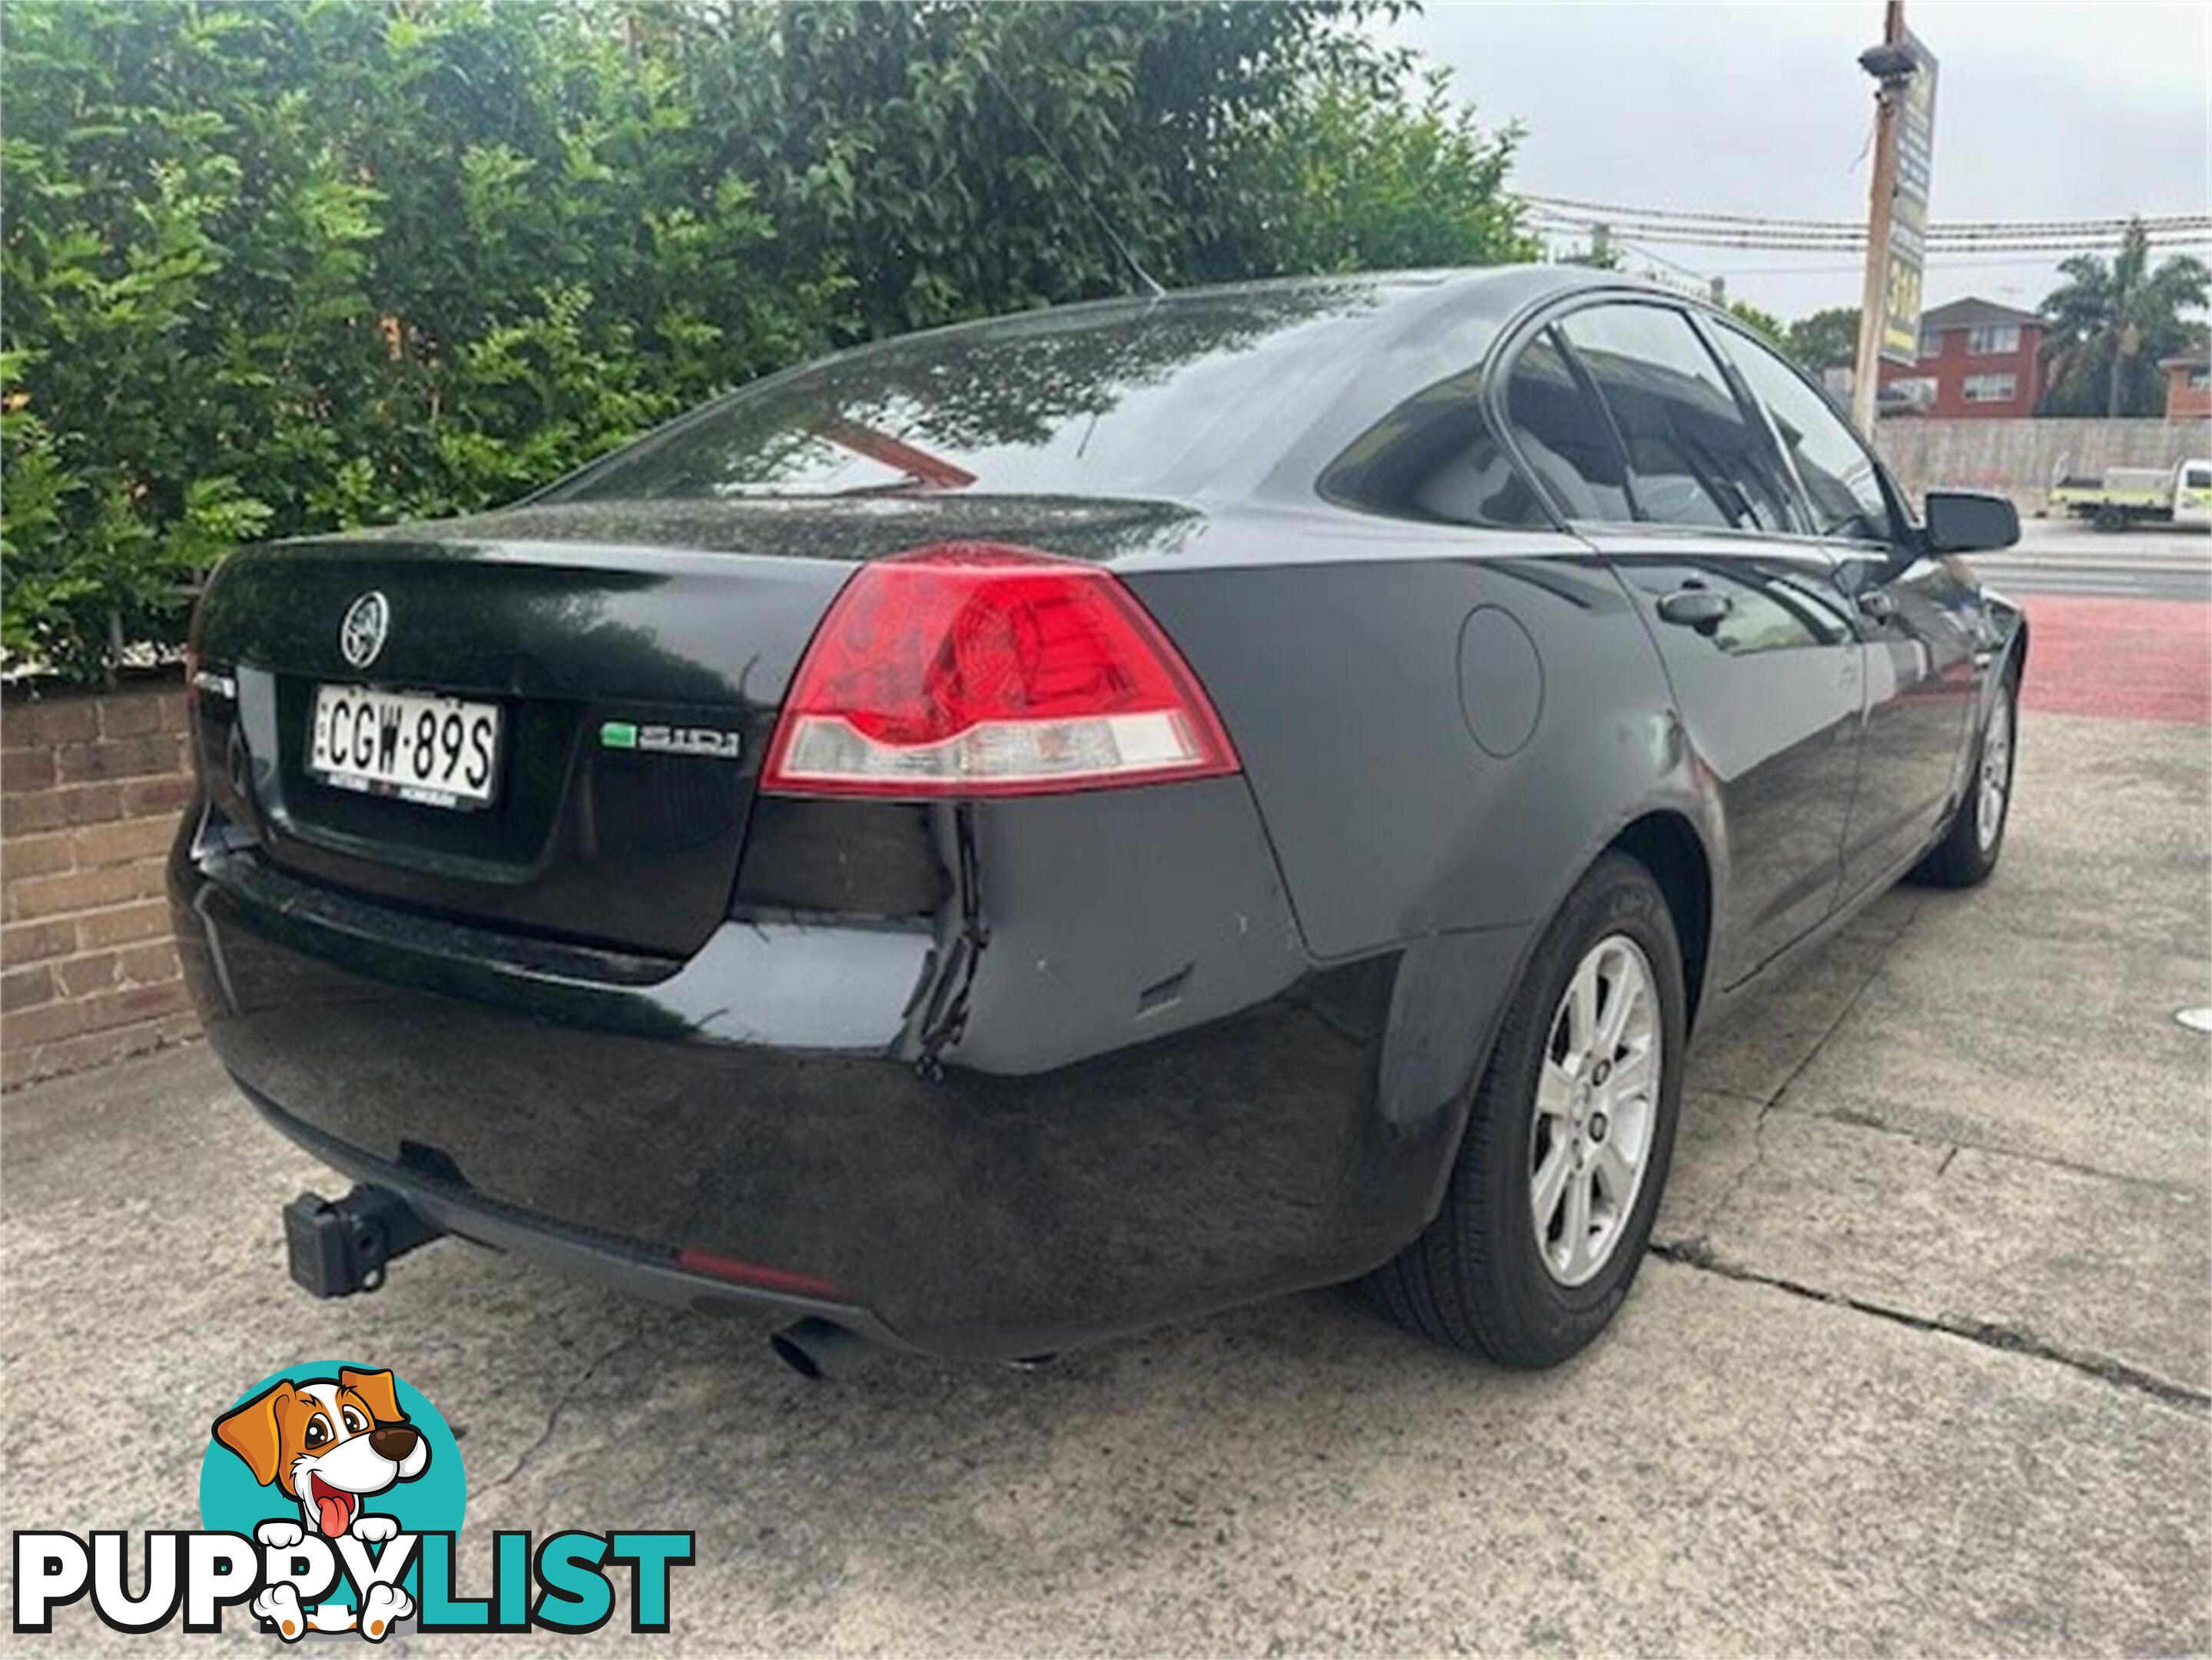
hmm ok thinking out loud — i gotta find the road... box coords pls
[5,593,2209,1653]
[1967,518,2212,600]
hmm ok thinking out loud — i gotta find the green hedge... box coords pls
[1,0,1531,686]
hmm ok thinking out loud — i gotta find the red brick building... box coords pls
[1878,297,2045,417]
[2161,353,2210,420]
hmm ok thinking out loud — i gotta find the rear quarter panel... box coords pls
[1126,513,1710,964]
[1126,513,1715,1219]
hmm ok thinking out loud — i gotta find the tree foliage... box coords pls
[2,0,1530,684]
[1723,298,1784,348]
[1225,65,1530,277]
[2038,221,2209,418]
[1783,306,1859,374]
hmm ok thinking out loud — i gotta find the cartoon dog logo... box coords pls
[213,1367,428,1638]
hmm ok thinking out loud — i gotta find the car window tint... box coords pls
[1316,365,1554,528]
[549,285,1383,503]
[1503,330,1631,522]
[1556,304,1792,533]
[1716,326,1896,543]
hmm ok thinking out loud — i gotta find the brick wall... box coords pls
[2,682,197,1089]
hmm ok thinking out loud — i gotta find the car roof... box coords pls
[943,261,1617,330]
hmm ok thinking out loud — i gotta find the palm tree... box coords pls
[2039,221,2210,417]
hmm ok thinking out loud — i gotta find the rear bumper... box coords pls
[173,781,1522,1361]
[238,1079,915,1352]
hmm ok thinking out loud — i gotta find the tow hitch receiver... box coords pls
[284,1185,444,1297]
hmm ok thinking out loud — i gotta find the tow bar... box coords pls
[283,1185,444,1297]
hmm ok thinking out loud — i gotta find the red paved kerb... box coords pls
[2014,595,2211,726]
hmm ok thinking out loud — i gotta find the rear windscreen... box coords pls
[549,287,1383,503]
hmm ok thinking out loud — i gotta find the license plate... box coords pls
[309,684,502,811]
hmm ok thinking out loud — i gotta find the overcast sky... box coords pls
[1385,2,2210,323]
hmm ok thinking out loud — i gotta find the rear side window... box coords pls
[1502,330,1630,522]
[1315,365,1554,528]
[2186,465,2211,490]
[1716,325,1897,543]
[1556,304,1794,533]
[1318,330,1633,529]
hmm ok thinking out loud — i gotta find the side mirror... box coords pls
[1923,490,2019,554]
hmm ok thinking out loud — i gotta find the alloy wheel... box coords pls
[1529,935,1662,1287]
[1977,696,2012,853]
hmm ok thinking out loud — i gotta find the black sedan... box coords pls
[172,267,2025,1373]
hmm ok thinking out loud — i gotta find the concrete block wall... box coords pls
[1876,416,2211,514]
[2,683,197,1089]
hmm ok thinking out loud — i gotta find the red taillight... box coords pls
[761,543,1240,798]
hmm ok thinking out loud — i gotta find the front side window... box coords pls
[1554,304,1793,533]
[1963,373,2018,403]
[1716,324,1896,544]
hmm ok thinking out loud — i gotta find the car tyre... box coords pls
[1912,670,2018,888]
[1361,851,1686,1369]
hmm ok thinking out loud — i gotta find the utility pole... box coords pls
[1849,0,1909,436]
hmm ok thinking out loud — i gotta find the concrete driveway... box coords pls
[6,703,2208,1653]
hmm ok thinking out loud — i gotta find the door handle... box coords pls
[1657,588,1733,631]
[1856,589,1899,622]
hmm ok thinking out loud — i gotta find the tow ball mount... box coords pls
[284,1185,443,1297]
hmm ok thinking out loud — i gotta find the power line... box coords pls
[1603,234,1722,290]
[1526,213,2212,252]
[1613,252,2166,278]
[1523,193,2212,241]
[1523,201,2212,261]
[1527,224,2212,257]
[1693,254,2171,274]
[1531,232,2207,298]
[1529,191,2212,304]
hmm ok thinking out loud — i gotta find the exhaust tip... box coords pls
[770,1316,871,1381]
